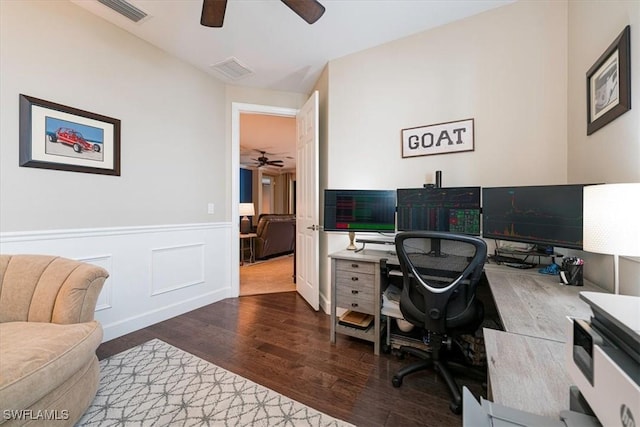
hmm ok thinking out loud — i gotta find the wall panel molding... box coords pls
[150,243,205,296]
[77,254,114,311]
[0,223,231,242]
[0,222,233,341]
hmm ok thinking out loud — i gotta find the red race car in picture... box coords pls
[47,127,101,153]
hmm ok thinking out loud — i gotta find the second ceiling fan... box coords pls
[253,151,284,168]
[201,0,326,28]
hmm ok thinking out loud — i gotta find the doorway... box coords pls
[231,103,298,297]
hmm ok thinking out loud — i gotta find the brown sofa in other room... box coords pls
[254,214,295,260]
[0,255,108,426]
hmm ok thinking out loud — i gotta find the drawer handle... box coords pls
[351,277,359,281]
[351,263,359,268]
[351,303,359,307]
[351,290,359,294]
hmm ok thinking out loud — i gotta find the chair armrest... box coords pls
[0,255,109,324]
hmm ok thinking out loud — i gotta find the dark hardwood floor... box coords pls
[97,292,485,427]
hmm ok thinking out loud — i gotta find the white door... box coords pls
[295,91,320,310]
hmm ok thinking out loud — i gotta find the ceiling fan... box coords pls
[201,0,325,28]
[253,151,284,168]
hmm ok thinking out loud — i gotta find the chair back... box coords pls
[395,231,487,334]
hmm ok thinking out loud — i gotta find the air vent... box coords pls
[210,57,254,80]
[97,0,148,22]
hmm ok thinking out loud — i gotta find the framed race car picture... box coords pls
[19,94,121,175]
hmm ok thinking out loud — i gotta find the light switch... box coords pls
[207,203,215,214]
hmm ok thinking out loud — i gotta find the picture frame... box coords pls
[19,94,121,175]
[586,25,631,135]
[401,118,474,158]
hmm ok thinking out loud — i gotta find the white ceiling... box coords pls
[71,0,512,94]
[70,0,513,172]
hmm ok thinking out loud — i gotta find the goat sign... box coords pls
[401,118,474,158]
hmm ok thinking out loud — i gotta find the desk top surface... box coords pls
[329,249,399,264]
[483,328,570,418]
[484,263,607,342]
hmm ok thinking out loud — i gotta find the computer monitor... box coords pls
[396,186,481,235]
[323,189,396,232]
[482,184,589,250]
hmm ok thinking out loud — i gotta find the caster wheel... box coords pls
[392,376,402,388]
[449,402,462,414]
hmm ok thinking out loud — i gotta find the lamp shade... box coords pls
[239,203,255,217]
[583,183,640,256]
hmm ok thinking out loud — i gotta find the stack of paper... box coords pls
[382,284,403,318]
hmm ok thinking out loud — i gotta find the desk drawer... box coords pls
[335,259,376,275]
[336,290,374,314]
[335,270,375,314]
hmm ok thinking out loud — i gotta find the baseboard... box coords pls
[101,287,230,341]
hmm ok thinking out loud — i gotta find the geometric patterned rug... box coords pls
[77,339,354,426]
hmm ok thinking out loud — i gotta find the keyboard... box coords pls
[503,262,535,269]
[489,254,525,264]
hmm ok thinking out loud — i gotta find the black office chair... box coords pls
[391,231,487,414]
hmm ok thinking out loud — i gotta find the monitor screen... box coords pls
[482,184,588,249]
[396,187,481,235]
[323,189,396,232]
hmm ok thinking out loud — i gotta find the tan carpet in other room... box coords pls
[240,254,295,296]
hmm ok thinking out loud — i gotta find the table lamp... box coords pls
[239,203,255,234]
[583,183,640,294]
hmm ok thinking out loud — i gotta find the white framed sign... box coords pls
[401,118,474,158]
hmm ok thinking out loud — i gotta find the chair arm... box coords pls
[0,255,109,324]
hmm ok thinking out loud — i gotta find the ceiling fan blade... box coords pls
[281,0,325,24]
[201,0,227,28]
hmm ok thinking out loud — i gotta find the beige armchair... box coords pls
[0,255,108,426]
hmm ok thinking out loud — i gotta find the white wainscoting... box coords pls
[0,222,233,341]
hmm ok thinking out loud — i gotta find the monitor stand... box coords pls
[354,236,395,253]
[347,231,357,251]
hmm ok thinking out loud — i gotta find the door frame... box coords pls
[231,102,298,297]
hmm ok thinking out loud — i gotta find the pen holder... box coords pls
[560,258,583,286]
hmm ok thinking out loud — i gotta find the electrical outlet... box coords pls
[207,203,215,214]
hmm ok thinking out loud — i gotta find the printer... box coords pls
[566,291,640,427]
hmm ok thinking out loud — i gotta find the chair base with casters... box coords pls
[391,333,487,414]
[391,231,490,415]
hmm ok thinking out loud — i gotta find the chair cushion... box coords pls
[0,321,102,412]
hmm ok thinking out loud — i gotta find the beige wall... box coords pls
[567,0,639,184]
[0,0,227,231]
[566,0,640,295]
[321,0,569,298]
[327,0,568,192]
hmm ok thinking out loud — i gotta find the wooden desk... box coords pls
[484,328,571,418]
[482,263,609,419]
[484,264,605,342]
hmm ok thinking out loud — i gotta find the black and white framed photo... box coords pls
[586,25,631,135]
[19,94,121,175]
